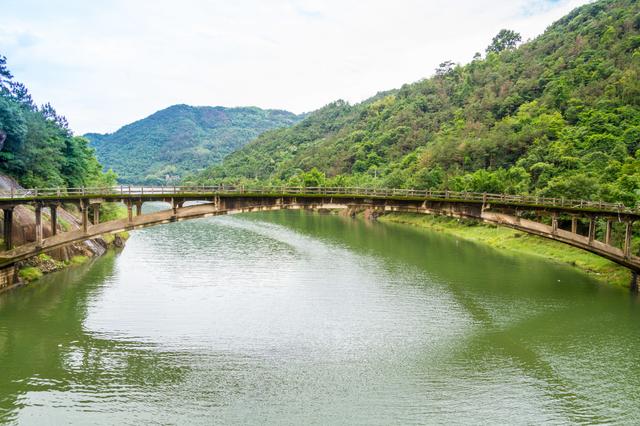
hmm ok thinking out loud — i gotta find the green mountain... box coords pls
[85,105,300,184]
[191,0,640,205]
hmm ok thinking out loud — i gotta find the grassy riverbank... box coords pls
[17,231,130,284]
[378,213,630,288]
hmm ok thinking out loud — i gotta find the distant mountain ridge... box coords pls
[85,104,300,184]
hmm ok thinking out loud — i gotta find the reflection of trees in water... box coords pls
[0,254,189,422]
[1,212,639,422]
[250,211,640,422]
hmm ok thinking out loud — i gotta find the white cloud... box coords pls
[1,0,591,134]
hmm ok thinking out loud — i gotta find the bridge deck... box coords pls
[0,187,639,280]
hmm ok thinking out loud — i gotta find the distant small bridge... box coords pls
[1,186,639,291]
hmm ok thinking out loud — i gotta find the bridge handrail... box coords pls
[0,185,633,214]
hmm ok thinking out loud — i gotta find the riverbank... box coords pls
[16,231,130,285]
[377,213,630,288]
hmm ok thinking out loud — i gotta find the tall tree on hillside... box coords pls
[486,29,522,53]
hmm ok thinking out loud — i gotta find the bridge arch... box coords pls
[0,187,639,291]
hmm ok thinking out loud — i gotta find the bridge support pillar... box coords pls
[92,204,100,225]
[551,213,558,235]
[80,204,89,233]
[127,202,133,223]
[605,220,612,245]
[35,205,43,247]
[588,218,596,244]
[571,217,578,234]
[624,221,633,258]
[3,208,13,250]
[136,202,142,216]
[50,205,58,236]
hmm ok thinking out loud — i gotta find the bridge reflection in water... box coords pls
[0,186,639,291]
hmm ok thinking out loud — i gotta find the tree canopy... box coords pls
[0,56,115,188]
[486,29,522,54]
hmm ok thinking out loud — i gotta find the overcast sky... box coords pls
[1,0,590,134]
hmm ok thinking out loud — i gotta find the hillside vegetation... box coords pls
[0,56,114,189]
[86,105,300,184]
[190,0,640,206]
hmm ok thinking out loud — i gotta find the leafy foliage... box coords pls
[486,29,522,54]
[189,0,640,206]
[0,55,114,188]
[86,105,300,184]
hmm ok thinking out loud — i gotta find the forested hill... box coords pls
[191,0,640,206]
[85,105,300,184]
[0,56,114,189]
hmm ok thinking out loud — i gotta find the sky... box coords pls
[1,0,591,134]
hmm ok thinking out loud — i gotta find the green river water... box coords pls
[1,208,639,424]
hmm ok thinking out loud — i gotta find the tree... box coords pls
[435,60,455,77]
[9,82,34,110]
[0,55,12,93]
[301,168,326,187]
[486,29,522,54]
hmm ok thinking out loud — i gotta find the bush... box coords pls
[18,267,42,282]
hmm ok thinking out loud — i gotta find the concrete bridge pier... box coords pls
[127,201,133,223]
[571,216,578,234]
[588,217,596,244]
[135,201,143,216]
[551,212,559,235]
[3,208,13,250]
[624,221,633,258]
[605,220,612,245]
[35,205,43,247]
[173,200,184,212]
[80,202,89,233]
[92,204,100,225]
[49,204,58,236]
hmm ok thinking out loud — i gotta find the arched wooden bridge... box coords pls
[1,186,640,290]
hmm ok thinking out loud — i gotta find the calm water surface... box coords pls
[1,208,639,424]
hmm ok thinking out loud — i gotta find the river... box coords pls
[1,208,639,424]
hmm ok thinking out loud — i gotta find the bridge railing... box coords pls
[0,185,633,214]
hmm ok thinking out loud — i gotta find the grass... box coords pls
[378,213,630,288]
[18,266,43,282]
[99,203,128,222]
